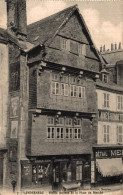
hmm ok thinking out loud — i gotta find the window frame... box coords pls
[61,83,69,96]
[47,127,55,139]
[103,74,108,83]
[74,128,81,139]
[51,82,61,95]
[56,127,64,139]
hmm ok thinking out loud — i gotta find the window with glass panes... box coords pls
[103,125,110,143]
[61,83,68,96]
[47,127,55,139]
[74,119,81,139]
[56,127,64,139]
[51,82,60,95]
[70,85,85,98]
[103,74,108,83]
[117,126,123,143]
[117,95,123,110]
[47,117,82,140]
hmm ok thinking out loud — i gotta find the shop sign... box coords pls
[95,149,123,159]
[22,164,30,176]
[34,160,51,163]
[91,161,95,183]
[98,110,123,122]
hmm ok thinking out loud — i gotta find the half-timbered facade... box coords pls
[24,5,102,190]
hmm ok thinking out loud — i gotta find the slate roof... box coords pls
[27,4,104,64]
[27,5,77,46]
[96,80,123,93]
[116,60,123,65]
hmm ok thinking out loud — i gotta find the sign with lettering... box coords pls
[95,148,123,159]
[91,161,95,183]
[21,163,32,187]
[98,110,123,123]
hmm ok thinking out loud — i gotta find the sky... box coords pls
[0,0,123,50]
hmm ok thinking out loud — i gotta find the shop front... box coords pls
[93,146,123,186]
[21,154,91,190]
[0,149,7,189]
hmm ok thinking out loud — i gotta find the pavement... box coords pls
[0,183,123,195]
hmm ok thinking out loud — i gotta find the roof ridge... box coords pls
[28,4,77,28]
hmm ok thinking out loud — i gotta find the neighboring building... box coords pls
[100,43,123,86]
[94,52,123,185]
[100,42,123,65]
[0,28,8,189]
[0,0,35,192]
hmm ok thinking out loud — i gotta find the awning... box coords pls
[96,158,123,177]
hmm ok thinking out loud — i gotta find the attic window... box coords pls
[78,43,86,56]
[101,68,109,83]
[61,38,70,51]
[103,74,108,83]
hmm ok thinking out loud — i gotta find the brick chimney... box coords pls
[111,43,114,51]
[119,42,122,49]
[103,45,105,52]
[100,46,102,52]
[115,43,117,50]
[6,0,27,40]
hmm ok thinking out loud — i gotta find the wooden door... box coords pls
[0,158,3,187]
[83,162,91,183]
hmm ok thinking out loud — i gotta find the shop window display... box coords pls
[32,164,51,185]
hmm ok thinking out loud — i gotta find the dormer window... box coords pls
[103,74,108,83]
[101,68,109,83]
[61,38,70,51]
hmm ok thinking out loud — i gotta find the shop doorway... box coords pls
[0,158,3,188]
[53,160,90,185]
[83,162,91,183]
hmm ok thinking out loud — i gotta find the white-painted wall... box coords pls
[96,88,123,145]
[97,89,117,111]
[97,121,122,144]
[0,43,8,147]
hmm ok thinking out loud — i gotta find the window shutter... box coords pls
[83,87,85,99]
[67,39,70,51]
[121,96,123,110]
[107,125,110,143]
[104,93,106,107]
[82,44,86,56]
[117,126,119,143]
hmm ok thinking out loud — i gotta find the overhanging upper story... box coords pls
[27,5,102,114]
